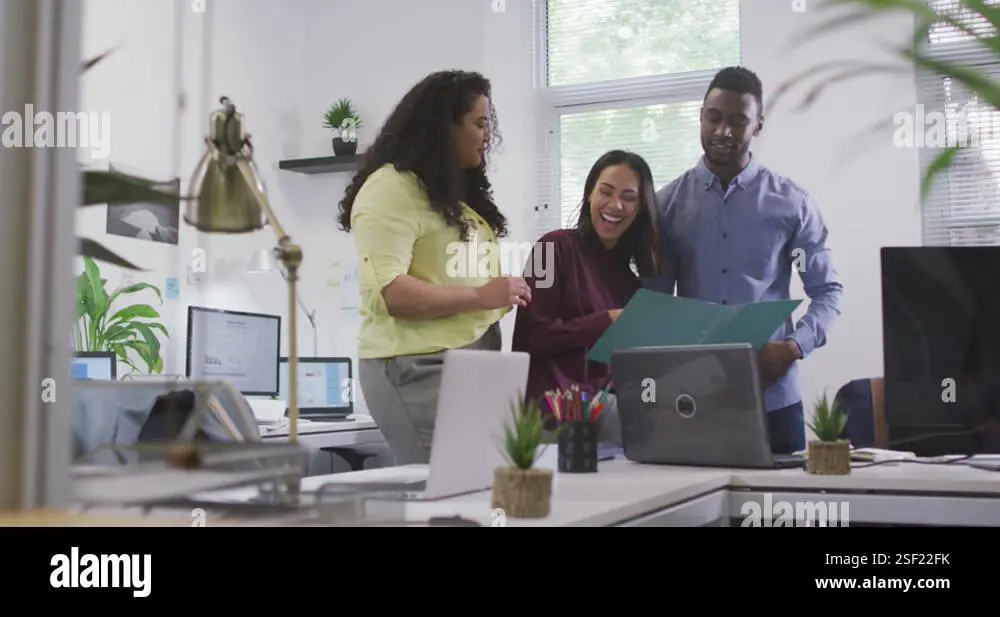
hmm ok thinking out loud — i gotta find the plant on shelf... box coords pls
[75,256,170,375]
[805,391,851,475]
[322,97,363,156]
[80,48,184,271]
[491,395,556,519]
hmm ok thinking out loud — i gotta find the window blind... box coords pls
[535,0,741,237]
[919,0,1000,246]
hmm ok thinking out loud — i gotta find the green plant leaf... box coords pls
[83,169,181,208]
[920,145,963,200]
[83,47,116,72]
[80,238,143,271]
[74,257,169,375]
[322,97,363,130]
[496,393,549,469]
[105,304,161,326]
[107,281,163,309]
[809,390,849,442]
[770,0,1000,208]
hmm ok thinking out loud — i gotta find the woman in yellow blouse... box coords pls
[336,70,529,465]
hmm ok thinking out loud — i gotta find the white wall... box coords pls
[185,0,537,413]
[743,0,922,420]
[78,0,207,376]
[78,0,924,424]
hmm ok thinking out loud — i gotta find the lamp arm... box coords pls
[277,267,319,356]
[235,155,288,240]
[277,265,318,326]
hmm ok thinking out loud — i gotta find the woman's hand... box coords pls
[476,276,531,309]
[608,309,623,322]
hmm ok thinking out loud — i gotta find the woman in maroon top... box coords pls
[512,150,660,444]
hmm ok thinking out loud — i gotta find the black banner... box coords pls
[2,527,989,604]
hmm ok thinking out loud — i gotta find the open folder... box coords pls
[586,289,802,364]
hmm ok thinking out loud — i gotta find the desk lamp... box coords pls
[183,96,304,496]
[248,248,318,356]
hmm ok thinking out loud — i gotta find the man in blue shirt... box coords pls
[654,66,844,454]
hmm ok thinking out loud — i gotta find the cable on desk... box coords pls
[854,425,988,451]
[848,454,974,469]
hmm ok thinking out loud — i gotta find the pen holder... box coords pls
[558,421,598,473]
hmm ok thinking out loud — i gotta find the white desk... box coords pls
[259,415,383,450]
[259,457,1000,527]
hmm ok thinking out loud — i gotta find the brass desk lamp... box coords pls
[183,96,303,496]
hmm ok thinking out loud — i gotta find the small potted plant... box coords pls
[805,391,851,475]
[322,97,363,156]
[491,395,555,519]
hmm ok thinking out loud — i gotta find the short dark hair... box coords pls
[705,66,763,112]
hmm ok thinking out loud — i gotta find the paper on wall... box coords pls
[325,258,359,311]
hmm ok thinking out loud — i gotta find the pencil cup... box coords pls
[558,421,598,473]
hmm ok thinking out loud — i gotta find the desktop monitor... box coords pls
[277,356,353,418]
[880,246,1000,455]
[72,352,116,380]
[185,306,281,397]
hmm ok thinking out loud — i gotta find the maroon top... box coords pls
[511,228,641,407]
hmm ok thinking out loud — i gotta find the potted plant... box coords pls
[491,396,555,519]
[322,97,363,156]
[75,256,170,375]
[805,392,851,475]
[770,0,997,200]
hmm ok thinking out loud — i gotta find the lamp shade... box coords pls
[183,103,269,234]
[247,247,276,274]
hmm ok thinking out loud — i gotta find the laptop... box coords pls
[246,398,289,431]
[611,343,804,469]
[344,348,530,501]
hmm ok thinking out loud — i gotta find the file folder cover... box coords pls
[586,289,801,364]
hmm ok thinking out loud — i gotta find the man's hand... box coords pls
[758,340,802,387]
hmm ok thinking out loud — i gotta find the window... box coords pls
[535,0,742,234]
[918,0,1000,246]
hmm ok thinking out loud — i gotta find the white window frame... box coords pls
[532,0,742,233]
[917,4,1000,245]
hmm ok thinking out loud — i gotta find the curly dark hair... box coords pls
[336,70,508,241]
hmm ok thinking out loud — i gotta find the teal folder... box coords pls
[586,289,802,364]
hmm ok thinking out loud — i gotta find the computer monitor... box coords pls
[185,306,281,397]
[72,352,117,380]
[277,356,353,418]
[880,246,1000,455]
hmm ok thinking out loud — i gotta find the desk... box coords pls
[260,416,385,472]
[260,416,383,449]
[247,457,1000,527]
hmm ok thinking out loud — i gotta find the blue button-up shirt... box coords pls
[651,155,843,412]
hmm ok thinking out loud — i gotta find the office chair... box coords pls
[833,377,888,447]
[324,446,379,471]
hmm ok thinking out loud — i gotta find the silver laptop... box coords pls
[355,348,531,500]
[611,343,803,469]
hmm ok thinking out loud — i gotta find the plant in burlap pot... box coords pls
[806,392,851,475]
[491,396,557,519]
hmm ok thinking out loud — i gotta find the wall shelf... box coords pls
[278,154,362,175]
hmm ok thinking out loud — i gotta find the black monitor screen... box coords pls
[880,246,1000,454]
